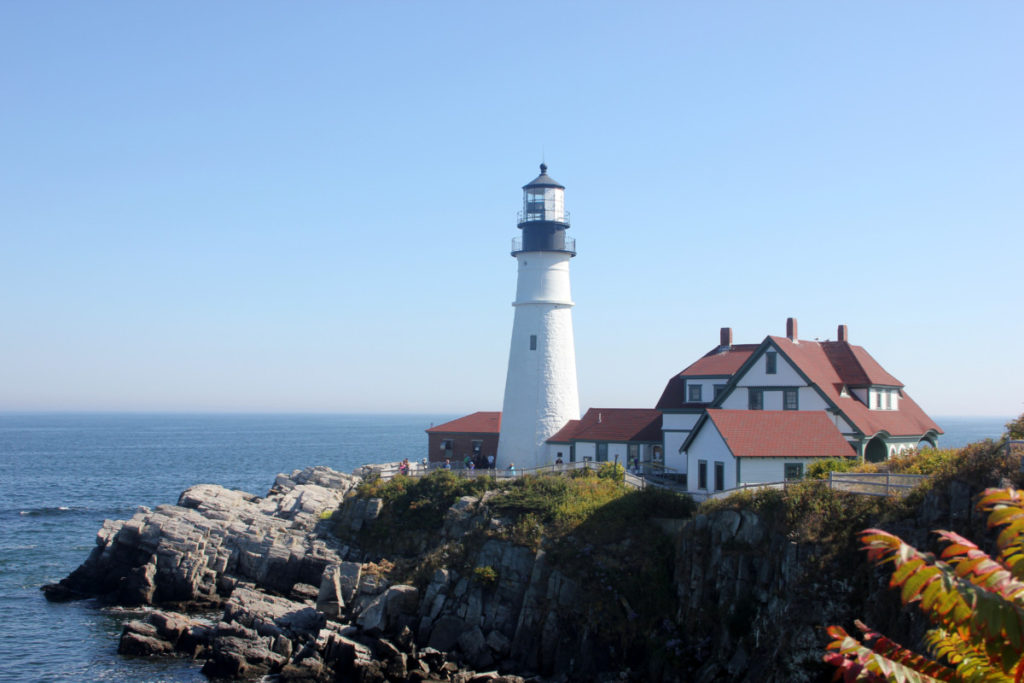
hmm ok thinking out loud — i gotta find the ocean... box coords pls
[0,412,1011,683]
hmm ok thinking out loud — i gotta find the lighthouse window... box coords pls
[529,335,537,350]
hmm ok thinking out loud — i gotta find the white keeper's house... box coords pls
[656,318,942,494]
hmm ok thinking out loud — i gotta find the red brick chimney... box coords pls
[786,317,798,341]
[720,327,732,348]
[837,324,848,342]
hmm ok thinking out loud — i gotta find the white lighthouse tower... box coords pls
[497,164,580,470]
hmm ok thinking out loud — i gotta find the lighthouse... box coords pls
[497,164,580,470]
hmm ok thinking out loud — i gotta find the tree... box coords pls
[1006,414,1024,441]
[825,488,1024,682]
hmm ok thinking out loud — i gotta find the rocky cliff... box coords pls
[669,473,1013,682]
[43,448,1021,682]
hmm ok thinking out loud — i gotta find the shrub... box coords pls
[597,462,625,482]
[490,472,626,534]
[472,565,498,586]
[343,470,493,539]
[825,487,1024,681]
[1007,413,1024,440]
[806,457,859,480]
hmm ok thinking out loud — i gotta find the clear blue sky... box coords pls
[1,3,1021,418]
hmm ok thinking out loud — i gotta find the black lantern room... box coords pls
[513,164,575,256]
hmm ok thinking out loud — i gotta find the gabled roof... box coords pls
[765,336,941,437]
[548,408,662,444]
[655,344,759,409]
[704,410,855,458]
[426,411,501,434]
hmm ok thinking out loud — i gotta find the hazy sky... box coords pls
[1,3,1021,418]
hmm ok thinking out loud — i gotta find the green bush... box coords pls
[346,470,493,536]
[597,462,625,482]
[806,457,858,480]
[490,472,627,534]
[1006,413,1024,440]
[472,565,498,586]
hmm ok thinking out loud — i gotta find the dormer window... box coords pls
[688,384,703,402]
[869,388,899,410]
[765,352,777,374]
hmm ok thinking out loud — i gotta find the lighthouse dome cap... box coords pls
[522,163,564,190]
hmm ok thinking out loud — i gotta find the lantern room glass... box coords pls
[523,186,564,223]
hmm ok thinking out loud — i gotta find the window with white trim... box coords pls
[784,388,798,411]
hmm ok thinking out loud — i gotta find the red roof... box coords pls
[547,419,581,443]
[655,344,758,409]
[768,336,942,437]
[426,411,501,434]
[820,341,902,387]
[548,409,662,443]
[706,410,855,458]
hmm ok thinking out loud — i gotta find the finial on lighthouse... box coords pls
[539,162,547,174]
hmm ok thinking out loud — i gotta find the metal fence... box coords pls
[826,471,930,497]
[684,471,933,503]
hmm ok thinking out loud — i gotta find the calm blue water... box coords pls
[0,412,1010,682]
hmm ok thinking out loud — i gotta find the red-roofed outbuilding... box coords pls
[426,412,501,467]
[545,408,662,469]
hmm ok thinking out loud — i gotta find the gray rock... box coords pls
[357,592,388,633]
[223,586,324,637]
[458,626,492,669]
[45,466,356,608]
[486,629,511,657]
[428,614,467,652]
[202,634,287,679]
[385,584,420,619]
[709,509,741,544]
[118,630,174,656]
[316,563,346,619]
[337,561,362,604]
